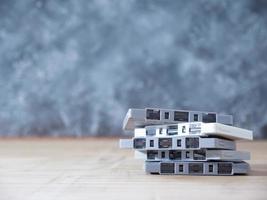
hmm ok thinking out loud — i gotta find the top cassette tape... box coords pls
[123,108,233,131]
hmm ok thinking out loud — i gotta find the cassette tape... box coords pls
[145,161,249,175]
[123,108,233,131]
[134,149,250,161]
[135,122,253,140]
[119,136,235,150]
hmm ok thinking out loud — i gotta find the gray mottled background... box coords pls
[0,0,267,138]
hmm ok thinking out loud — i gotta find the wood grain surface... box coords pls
[0,138,266,200]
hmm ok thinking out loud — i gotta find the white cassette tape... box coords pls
[123,108,233,131]
[134,149,250,161]
[120,136,235,150]
[145,161,249,175]
[135,122,253,140]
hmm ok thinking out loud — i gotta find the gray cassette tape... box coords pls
[135,122,253,140]
[145,161,249,175]
[123,108,233,131]
[135,149,250,161]
[120,136,235,150]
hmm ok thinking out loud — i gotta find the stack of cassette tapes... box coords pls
[120,108,253,176]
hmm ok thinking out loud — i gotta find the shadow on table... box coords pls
[249,164,267,176]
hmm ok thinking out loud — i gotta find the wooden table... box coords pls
[0,138,266,200]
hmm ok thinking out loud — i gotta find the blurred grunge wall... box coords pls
[0,0,267,138]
